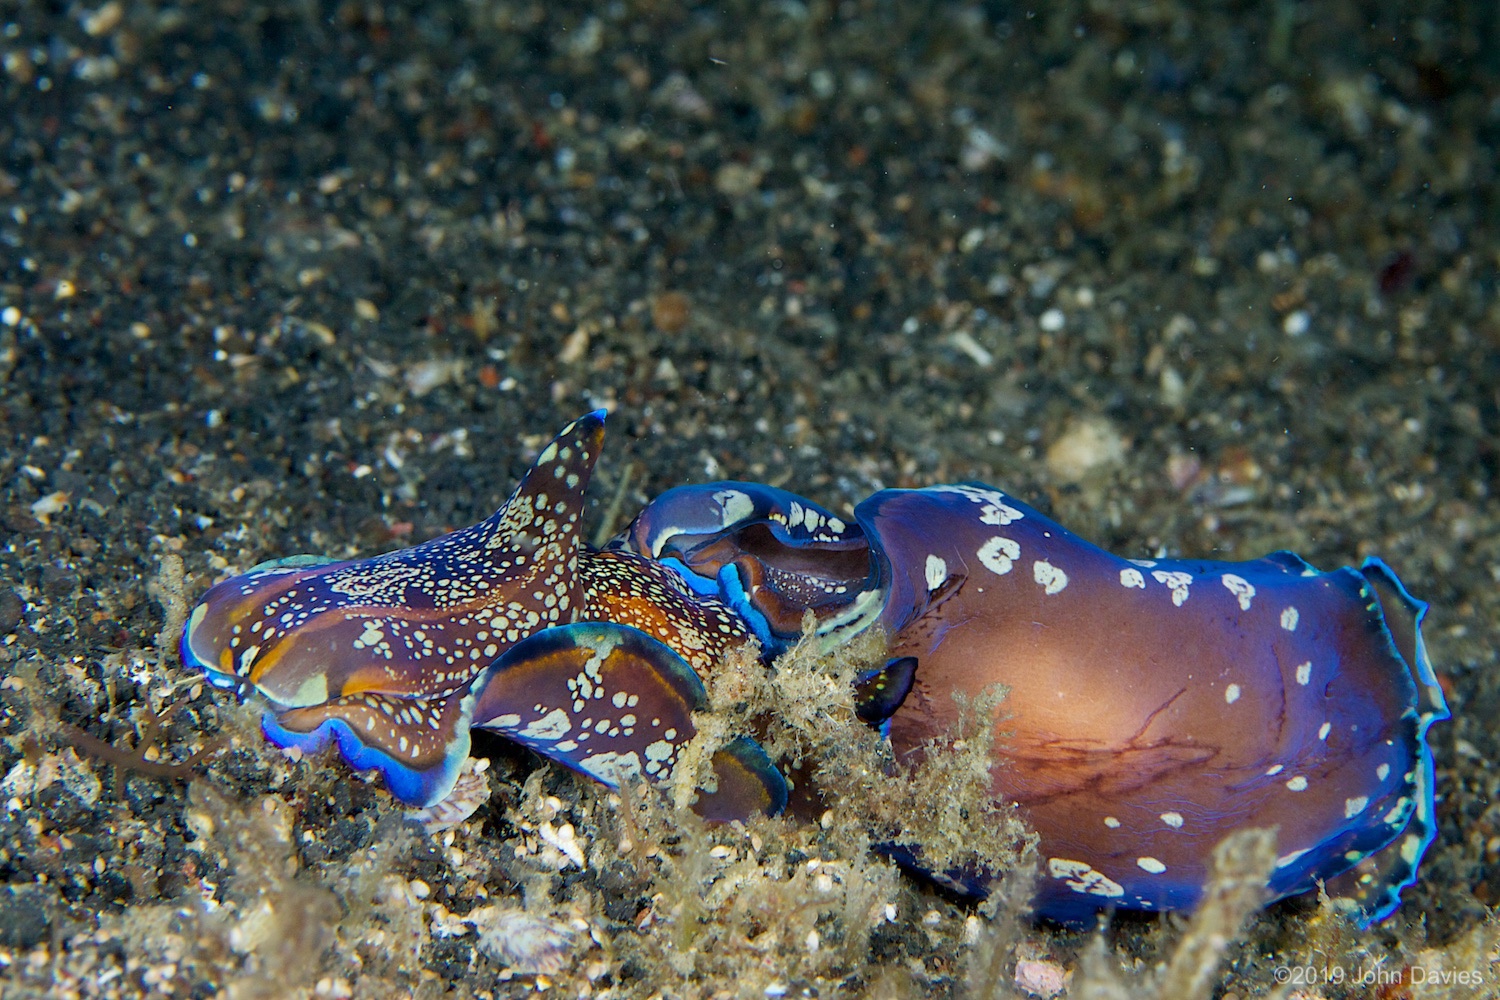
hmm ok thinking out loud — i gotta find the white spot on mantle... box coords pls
[977,536,1020,576]
[1152,569,1192,606]
[1221,574,1255,611]
[925,554,948,592]
[520,708,572,742]
[1033,560,1068,595]
[713,489,754,527]
[1046,858,1123,898]
[979,501,1025,526]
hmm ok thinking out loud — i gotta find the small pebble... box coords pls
[1045,417,1128,483]
[652,291,692,334]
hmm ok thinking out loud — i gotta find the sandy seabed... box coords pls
[1,1,1498,997]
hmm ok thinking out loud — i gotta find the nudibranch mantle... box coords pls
[181,412,1447,928]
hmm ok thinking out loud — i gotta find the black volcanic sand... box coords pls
[1,1,1498,997]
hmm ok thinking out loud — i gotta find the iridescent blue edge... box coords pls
[1353,555,1449,927]
[260,710,471,808]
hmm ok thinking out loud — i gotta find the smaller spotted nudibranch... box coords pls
[180,412,787,815]
[625,479,1449,927]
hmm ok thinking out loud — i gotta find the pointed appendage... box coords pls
[470,621,787,818]
[180,412,607,709]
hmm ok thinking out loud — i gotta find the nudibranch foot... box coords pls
[469,621,787,817]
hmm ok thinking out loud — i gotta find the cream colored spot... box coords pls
[1225,684,1241,704]
[289,673,328,708]
[1377,763,1390,781]
[1119,567,1146,589]
[979,501,1025,525]
[1136,857,1166,874]
[520,708,572,741]
[1103,816,1121,829]
[1345,796,1369,818]
[1295,661,1312,685]
[1383,798,1411,825]
[977,536,1020,576]
[1281,606,1300,631]
[1033,560,1068,595]
[1221,574,1255,610]
[714,488,756,527]
[925,554,948,592]
[1160,812,1184,829]
[1285,775,1308,792]
[1151,569,1192,606]
[1046,858,1124,898]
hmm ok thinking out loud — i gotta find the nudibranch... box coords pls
[624,480,1448,926]
[180,412,787,820]
[181,412,1447,928]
